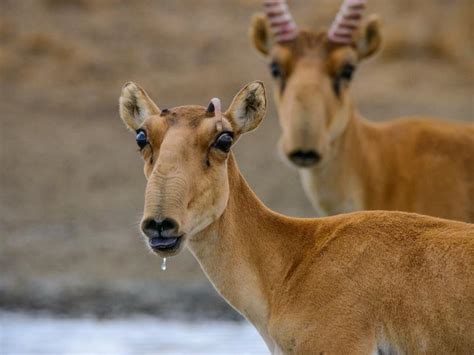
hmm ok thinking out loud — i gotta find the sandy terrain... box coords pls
[0,0,472,318]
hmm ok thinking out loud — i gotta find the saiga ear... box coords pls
[249,13,271,56]
[225,81,267,136]
[119,82,160,131]
[356,15,383,60]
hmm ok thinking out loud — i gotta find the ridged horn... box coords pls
[328,0,367,44]
[263,0,299,42]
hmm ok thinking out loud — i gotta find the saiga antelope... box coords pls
[119,81,474,354]
[250,0,474,222]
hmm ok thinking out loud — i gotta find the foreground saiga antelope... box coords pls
[119,81,473,354]
[250,0,474,222]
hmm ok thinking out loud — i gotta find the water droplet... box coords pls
[161,257,167,271]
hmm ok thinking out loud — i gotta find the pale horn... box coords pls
[263,0,299,42]
[328,0,367,44]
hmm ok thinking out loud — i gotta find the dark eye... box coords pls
[339,64,355,81]
[213,132,233,153]
[333,64,356,97]
[270,61,283,78]
[136,130,148,149]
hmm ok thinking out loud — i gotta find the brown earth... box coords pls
[0,0,472,319]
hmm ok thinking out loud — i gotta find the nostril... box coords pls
[288,150,322,167]
[160,218,177,233]
[142,218,159,238]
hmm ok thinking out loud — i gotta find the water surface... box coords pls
[1,312,268,354]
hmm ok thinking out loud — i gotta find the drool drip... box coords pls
[161,257,167,271]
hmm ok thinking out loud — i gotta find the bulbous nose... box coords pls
[288,150,321,167]
[141,217,179,238]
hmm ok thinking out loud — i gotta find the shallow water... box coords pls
[0,312,268,354]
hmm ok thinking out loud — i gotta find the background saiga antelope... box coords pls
[250,0,474,222]
[119,80,474,354]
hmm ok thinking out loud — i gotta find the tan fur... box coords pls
[250,14,474,222]
[119,82,474,354]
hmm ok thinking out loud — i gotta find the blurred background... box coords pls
[0,0,472,353]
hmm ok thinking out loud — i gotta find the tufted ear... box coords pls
[119,82,160,131]
[249,13,271,56]
[356,15,382,60]
[225,81,267,136]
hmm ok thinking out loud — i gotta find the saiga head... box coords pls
[119,81,266,257]
[250,0,382,167]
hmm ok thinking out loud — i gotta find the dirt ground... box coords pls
[1,0,472,319]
